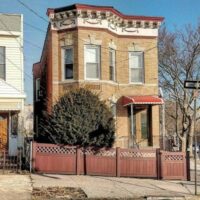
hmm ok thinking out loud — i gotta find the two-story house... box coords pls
[0,14,26,155]
[33,4,164,148]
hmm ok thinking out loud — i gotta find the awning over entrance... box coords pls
[122,96,164,106]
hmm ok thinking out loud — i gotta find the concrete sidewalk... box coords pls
[0,175,32,200]
[0,174,199,199]
[31,174,200,199]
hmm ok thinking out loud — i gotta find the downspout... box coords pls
[130,104,134,147]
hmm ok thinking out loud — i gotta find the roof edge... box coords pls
[47,3,164,22]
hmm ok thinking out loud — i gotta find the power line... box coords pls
[24,22,46,34]
[15,0,157,51]
[16,0,49,23]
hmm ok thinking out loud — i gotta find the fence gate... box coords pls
[160,151,187,180]
[0,150,22,173]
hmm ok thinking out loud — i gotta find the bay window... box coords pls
[129,51,144,83]
[84,45,100,80]
[64,47,73,79]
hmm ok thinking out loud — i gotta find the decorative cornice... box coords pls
[47,4,164,22]
[48,4,163,37]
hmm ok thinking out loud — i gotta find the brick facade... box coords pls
[33,4,164,148]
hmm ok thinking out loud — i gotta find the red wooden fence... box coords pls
[32,142,187,180]
[160,151,187,180]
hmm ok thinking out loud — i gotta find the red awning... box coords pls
[122,96,164,106]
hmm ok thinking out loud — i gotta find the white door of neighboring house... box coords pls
[8,113,18,156]
[9,135,18,156]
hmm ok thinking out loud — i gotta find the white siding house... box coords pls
[0,14,26,155]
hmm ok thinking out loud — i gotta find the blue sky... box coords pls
[1,0,200,104]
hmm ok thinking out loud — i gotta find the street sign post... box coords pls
[184,80,199,195]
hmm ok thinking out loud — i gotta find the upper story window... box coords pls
[35,78,40,102]
[0,47,5,80]
[129,51,144,83]
[64,47,73,79]
[109,49,116,81]
[84,45,100,80]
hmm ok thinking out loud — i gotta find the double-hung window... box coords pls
[84,45,100,80]
[129,51,144,83]
[109,49,116,81]
[35,78,40,102]
[64,47,73,79]
[0,47,5,80]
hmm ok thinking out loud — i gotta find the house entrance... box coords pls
[0,114,8,150]
[128,105,152,147]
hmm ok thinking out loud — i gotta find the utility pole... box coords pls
[184,80,199,195]
[193,89,198,195]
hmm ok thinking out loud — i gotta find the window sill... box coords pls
[61,79,75,83]
[129,82,144,85]
[85,78,100,81]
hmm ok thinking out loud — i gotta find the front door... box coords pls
[128,105,152,147]
[0,114,8,150]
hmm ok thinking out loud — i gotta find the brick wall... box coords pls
[34,27,160,148]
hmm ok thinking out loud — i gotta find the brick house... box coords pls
[33,4,164,148]
[0,14,26,155]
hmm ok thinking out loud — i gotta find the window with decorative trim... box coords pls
[129,51,144,83]
[0,46,5,80]
[109,48,116,81]
[64,47,73,79]
[84,45,100,80]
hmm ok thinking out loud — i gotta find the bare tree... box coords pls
[159,24,200,152]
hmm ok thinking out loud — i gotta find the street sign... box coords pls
[184,80,200,89]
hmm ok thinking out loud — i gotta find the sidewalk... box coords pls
[31,174,200,199]
[0,173,199,199]
[0,175,32,200]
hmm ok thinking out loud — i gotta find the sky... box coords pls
[1,0,200,104]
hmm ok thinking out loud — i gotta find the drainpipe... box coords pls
[130,104,134,147]
[162,103,165,150]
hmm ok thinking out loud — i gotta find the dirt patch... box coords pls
[32,187,87,199]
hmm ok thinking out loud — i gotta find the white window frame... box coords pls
[62,46,74,80]
[129,51,144,84]
[109,48,116,81]
[84,45,101,80]
[35,78,40,102]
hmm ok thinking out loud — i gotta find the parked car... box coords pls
[192,144,200,153]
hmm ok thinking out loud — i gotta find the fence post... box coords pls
[30,141,32,173]
[17,148,22,172]
[32,142,37,172]
[76,148,81,175]
[116,147,121,177]
[156,148,161,180]
[3,150,5,174]
[186,150,190,181]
